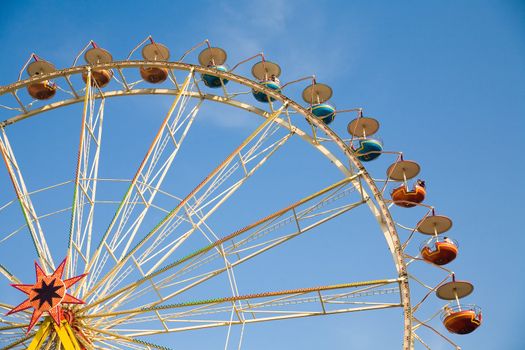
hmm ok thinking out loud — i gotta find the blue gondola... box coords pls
[354,139,383,161]
[310,103,336,125]
[201,65,229,88]
[252,80,281,102]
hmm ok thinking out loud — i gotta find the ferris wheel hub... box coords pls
[7,257,86,333]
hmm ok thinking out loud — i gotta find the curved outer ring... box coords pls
[0,61,412,349]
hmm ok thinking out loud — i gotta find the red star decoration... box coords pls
[6,257,87,333]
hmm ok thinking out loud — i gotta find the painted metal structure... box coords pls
[0,41,479,349]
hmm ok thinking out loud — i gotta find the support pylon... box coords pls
[27,318,82,350]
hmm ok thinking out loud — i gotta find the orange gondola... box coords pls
[82,69,113,88]
[437,280,482,335]
[442,305,482,334]
[27,81,56,100]
[391,179,426,207]
[140,66,168,84]
[140,41,170,84]
[26,58,57,100]
[420,237,458,265]
[82,45,113,88]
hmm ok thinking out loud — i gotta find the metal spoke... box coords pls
[0,129,55,272]
[80,326,172,350]
[137,119,292,271]
[91,119,292,310]
[68,70,105,279]
[79,175,364,320]
[0,332,34,350]
[82,280,401,336]
[78,70,199,297]
[82,103,289,306]
[0,263,21,284]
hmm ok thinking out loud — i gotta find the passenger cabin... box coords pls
[442,304,482,334]
[347,116,382,161]
[436,280,482,335]
[302,83,336,125]
[26,58,57,100]
[251,61,281,103]
[420,236,458,265]
[391,179,426,207]
[199,47,229,88]
[82,45,113,88]
[353,138,383,161]
[310,103,336,125]
[140,42,170,84]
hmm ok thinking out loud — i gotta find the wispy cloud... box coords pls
[203,1,360,84]
[219,0,291,34]
[205,0,292,58]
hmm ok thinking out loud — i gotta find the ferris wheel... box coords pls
[0,37,482,350]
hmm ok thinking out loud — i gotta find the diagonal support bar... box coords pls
[68,69,105,279]
[80,174,359,313]
[87,105,290,308]
[78,69,197,297]
[82,103,288,303]
[0,129,54,272]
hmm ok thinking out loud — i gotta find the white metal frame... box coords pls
[0,60,416,350]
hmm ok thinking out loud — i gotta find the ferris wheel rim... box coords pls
[0,60,413,349]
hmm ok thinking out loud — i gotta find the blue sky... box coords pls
[0,1,524,349]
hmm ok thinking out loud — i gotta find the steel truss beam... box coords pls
[82,104,290,308]
[82,280,401,337]
[80,176,367,329]
[68,69,105,280]
[78,70,199,298]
